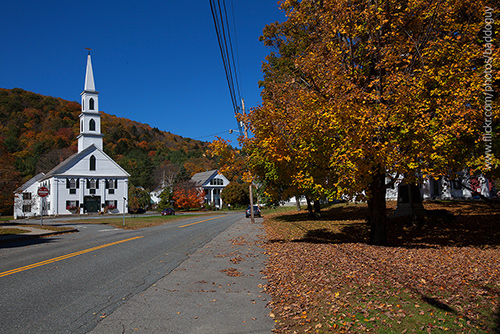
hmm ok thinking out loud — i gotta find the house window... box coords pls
[210,178,223,186]
[89,98,94,110]
[22,205,31,213]
[89,119,96,131]
[90,155,96,171]
[23,192,32,200]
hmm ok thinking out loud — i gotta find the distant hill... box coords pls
[0,88,218,200]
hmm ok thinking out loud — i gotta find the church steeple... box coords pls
[78,51,104,152]
[84,51,96,92]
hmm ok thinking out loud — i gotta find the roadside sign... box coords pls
[38,187,49,197]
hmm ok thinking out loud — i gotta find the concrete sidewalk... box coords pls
[89,217,274,334]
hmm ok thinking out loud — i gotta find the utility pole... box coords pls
[241,99,255,224]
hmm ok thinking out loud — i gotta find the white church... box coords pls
[13,53,130,219]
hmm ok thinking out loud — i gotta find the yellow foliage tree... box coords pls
[248,0,499,244]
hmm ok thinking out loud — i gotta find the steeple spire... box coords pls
[84,52,96,92]
[78,51,103,152]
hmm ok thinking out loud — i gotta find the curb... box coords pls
[0,228,79,245]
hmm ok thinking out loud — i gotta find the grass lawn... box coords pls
[0,224,75,235]
[0,228,30,235]
[262,201,500,333]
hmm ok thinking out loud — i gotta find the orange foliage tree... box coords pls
[173,181,205,210]
[247,0,499,244]
[207,136,247,183]
[0,141,21,214]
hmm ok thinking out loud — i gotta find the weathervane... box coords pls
[85,47,92,55]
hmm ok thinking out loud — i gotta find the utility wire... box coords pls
[193,130,237,140]
[209,0,243,136]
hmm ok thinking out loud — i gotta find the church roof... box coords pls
[14,172,45,193]
[40,144,130,181]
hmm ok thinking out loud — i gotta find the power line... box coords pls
[193,130,236,140]
[209,0,243,136]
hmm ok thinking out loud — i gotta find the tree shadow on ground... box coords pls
[292,224,369,244]
[267,202,500,248]
[273,204,372,223]
[0,236,57,249]
[387,211,500,248]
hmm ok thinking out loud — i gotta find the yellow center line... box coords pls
[178,215,225,228]
[0,236,143,278]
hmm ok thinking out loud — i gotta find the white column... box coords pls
[80,178,85,214]
[101,179,106,210]
[53,179,58,215]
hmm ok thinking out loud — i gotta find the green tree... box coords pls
[174,165,191,184]
[128,185,151,213]
[157,187,174,211]
[221,182,249,207]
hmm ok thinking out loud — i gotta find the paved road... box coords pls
[0,213,248,333]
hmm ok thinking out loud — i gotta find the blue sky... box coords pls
[0,0,285,144]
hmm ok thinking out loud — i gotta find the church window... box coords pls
[105,179,118,194]
[87,178,99,194]
[90,155,96,171]
[66,178,79,194]
[66,200,79,211]
[89,98,95,110]
[105,200,117,209]
[89,119,96,131]
[81,120,83,132]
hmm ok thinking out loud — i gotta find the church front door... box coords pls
[84,196,101,213]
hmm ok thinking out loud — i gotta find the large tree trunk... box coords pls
[306,196,315,218]
[296,195,301,211]
[313,200,321,217]
[368,171,387,245]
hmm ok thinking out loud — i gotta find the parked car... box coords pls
[246,205,261,218]
[161,208,175,216]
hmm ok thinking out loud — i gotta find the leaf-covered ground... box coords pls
[262,201,500,333]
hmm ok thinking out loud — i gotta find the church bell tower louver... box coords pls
[78,51,104,152]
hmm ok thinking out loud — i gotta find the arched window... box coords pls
[89,119,96,131]
[90,155,96,171]
[80,120,83,132]
[89,98,95,110]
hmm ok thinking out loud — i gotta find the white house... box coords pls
[191,170,229,208]
[386,173,491,202]
[13,52,130,219]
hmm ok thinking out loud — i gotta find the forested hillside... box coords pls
[0,88,218,213]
